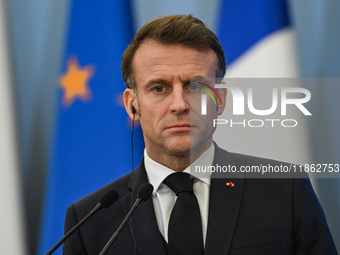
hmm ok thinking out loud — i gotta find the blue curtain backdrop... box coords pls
[38,1,144,254]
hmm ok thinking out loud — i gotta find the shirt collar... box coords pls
[144,144,214,196]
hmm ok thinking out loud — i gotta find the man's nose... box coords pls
[169,86,189,114]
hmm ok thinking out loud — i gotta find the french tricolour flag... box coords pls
[214,0,313,168]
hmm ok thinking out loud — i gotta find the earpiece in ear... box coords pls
[131,105,136,114]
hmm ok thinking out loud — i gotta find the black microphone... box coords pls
[45,189,119,255]
[99,183,153,255]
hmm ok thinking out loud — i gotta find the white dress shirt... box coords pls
[144,144,214,245]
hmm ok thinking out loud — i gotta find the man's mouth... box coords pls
[166,124,191,132]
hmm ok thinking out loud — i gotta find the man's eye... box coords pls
[154,86,164,92]
[189,83,202,91]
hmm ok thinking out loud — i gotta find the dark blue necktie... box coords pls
[163,172,204,255]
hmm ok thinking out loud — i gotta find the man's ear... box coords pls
[217,88,227,115]
[124,88,140,122]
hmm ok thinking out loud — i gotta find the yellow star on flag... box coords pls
[59,57,94,106]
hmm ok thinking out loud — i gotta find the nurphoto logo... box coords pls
[190,78,312,128]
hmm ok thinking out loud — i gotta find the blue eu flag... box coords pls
[38,1,144,254]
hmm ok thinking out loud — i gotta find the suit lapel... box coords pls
[118,146,243,255]
[121,158,168,255]
[204,145,244,255]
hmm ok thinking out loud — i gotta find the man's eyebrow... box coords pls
[144,79,169,89]
[144,76,209,88]
[190,76,210,84]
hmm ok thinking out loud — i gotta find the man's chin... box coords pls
[165,137,210,156]
[165,139,191,156]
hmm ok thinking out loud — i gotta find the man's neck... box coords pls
[145,152,190,172]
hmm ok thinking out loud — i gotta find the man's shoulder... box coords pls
[214,144,304,179]
[229,151,292,166]
[215,145,293,166]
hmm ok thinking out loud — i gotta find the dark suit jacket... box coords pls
[64,145,338,254]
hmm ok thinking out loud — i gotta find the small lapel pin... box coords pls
[226,182,235,187]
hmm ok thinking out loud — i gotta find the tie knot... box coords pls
[163,172,194,196]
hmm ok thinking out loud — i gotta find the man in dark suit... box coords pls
[64,15,338,254]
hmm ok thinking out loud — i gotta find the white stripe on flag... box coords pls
[225,28,300,78]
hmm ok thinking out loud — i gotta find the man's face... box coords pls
[124,39,226,160]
